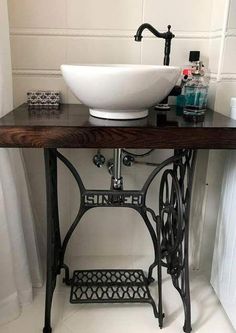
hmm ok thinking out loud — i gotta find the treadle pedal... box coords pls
[70,269,159,317]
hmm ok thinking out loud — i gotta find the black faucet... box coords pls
[134,23,175,66]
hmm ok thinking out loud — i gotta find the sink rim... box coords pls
[61,63,181,120]
[61,63,180,71]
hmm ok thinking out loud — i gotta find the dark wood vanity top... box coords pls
[0,103,236,149]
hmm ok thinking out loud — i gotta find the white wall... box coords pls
[8,0,213,106]
[209,0,236,115]
[8,0,215,267]
[211,152,236,330]
[200,0,236,277]
[210,1,236,328]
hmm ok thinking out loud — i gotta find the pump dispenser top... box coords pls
[183,51,209,122]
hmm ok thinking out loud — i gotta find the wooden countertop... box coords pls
[0,103,236,149]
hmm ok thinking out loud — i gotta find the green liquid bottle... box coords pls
[183,61,209,122]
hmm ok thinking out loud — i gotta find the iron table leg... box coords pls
[159,150,197,333]
[43,149,62,333]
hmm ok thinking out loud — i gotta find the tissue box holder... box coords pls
[27,91,60,109]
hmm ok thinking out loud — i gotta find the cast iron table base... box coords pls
[43,148,197,333]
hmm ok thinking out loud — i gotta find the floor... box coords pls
[0,256,234,333]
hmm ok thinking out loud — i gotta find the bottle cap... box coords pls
[183,68,192,76]
[231,97,236,108]
[189,51,200,62]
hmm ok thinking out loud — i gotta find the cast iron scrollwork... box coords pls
[43,148,197,333]
[159,169,184,276]
[158,149,197,333]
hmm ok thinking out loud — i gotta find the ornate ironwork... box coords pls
[43,148,197,333]
[159,150,197,333]
[70,269,158,318]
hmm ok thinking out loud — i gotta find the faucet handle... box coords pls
[166,25,175,39]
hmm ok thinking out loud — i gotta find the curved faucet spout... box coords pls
[134,23,175,66]
[134,23,175,41]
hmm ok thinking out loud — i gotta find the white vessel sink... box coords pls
[61,64,180,120]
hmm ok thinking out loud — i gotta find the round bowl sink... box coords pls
[61,64,181,120]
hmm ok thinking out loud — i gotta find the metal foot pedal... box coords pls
[70,269,159,318]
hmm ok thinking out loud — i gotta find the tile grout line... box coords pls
[64,0,69,103]
[10,28,221,39]
[140,0,145,64]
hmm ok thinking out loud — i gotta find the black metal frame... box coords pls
[70,269,159,319]
[134,24,175,66]
[43,148,197,333]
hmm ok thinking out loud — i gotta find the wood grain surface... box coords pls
[0,104,236,149]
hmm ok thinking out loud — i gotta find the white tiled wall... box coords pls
[222,37,236,74]
[228,0,236,30]
[200,0,236,277]
[66,37,140,64]
[8,0,218,264]
[208,39,221,75]
[209,0,236,115]
[11,36,67,70]
[9,0,214,106]
[210,0,226,32]
[209,3,236,328]
[67,0,143,30]
[8,0,67,29]
[211,150,236,331]
[143,0,213,32]
[142,38,210,67]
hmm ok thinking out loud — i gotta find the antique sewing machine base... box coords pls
[43,148,197,333]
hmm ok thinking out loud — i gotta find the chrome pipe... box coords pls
[112,148,123,190]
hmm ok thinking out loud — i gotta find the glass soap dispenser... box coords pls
[183,61,209,122]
